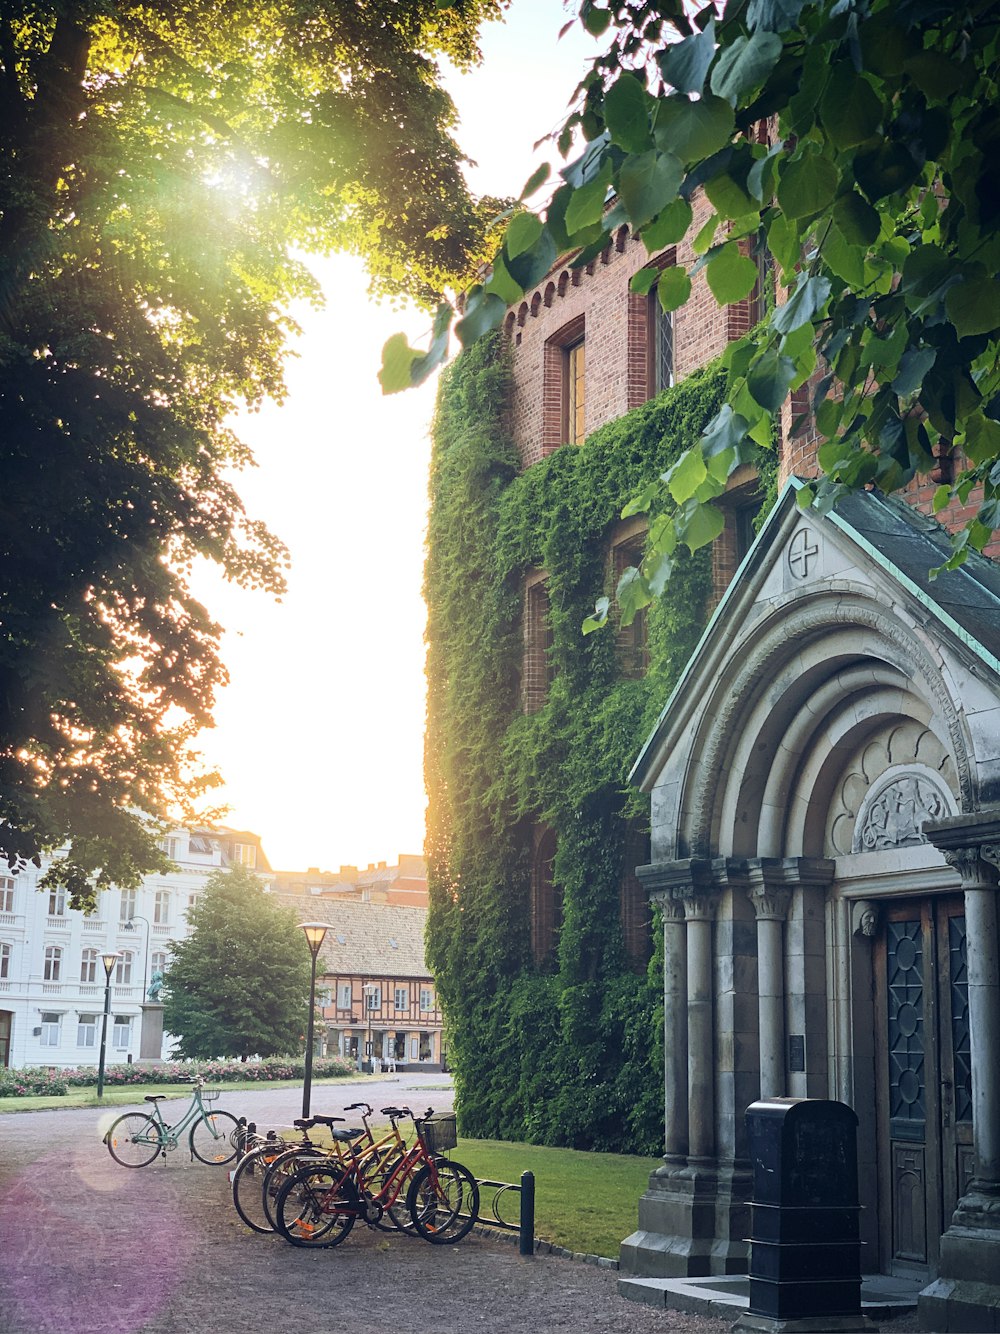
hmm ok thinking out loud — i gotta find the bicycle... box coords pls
[104,1076,240,1167]
[232,1116,341,1233]
[274,1105,479,1248]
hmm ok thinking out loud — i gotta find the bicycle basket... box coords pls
[202,1089,222,1102]
[422,1113,457,1153]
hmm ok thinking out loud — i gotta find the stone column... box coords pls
[944,845,1000,1193]
[686,892,719,1163]
[747,869,792,1101]
[920,814,1000,1333]
[658,894,688,1163]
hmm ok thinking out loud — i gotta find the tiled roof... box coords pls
[272,895,429,978]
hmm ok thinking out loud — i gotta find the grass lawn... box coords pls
[0,1075,374,1114]
[455,1136,652,1258]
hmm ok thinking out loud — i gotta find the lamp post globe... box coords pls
[97,952,121,1099]
[299,922,328,1118]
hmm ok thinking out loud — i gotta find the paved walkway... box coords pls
[0,1075,734,1334]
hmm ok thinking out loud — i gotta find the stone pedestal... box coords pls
[918,1192,1000,1333]
[139,1003,164,1061]
[619,1160,751,1277]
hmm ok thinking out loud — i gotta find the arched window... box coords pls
[0,942,10,979]
[81,948,99,983]
[151,950,168,975]
[530,827,562,966]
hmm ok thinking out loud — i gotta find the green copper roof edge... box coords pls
[629,478,1000,790]
[822,499,1000,680]
[628,478,801,789]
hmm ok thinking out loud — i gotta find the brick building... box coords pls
[431,180,1000,1327]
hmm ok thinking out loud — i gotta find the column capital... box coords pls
[940,845,1000,889]
[747,880,793,922]
[684,892,720,923]
[638,857,716,903]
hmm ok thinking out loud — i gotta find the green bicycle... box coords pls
[104,1077,240,1167]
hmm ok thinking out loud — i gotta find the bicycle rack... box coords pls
[468,1170,535,1256]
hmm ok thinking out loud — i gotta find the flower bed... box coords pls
[0,1054,355,1098]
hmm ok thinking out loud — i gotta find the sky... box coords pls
[188,2,600,873]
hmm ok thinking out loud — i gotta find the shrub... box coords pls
[0,1054,354,1097]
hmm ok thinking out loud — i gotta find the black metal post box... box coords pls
[745,1098,863,1321]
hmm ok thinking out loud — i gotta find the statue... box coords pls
[146,970,164,1001]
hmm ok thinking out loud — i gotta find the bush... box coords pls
[0,1054,354,1097]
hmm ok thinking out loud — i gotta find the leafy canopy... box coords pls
[162,866,312,1060]
[384,0,1000,623]
[0,0,507,908]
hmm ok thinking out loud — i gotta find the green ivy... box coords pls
[425,332,768,1153]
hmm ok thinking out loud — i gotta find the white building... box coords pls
[0,826,268,1069]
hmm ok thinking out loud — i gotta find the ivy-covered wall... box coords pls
[424,331,743,1154]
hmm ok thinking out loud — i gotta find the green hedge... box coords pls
[425,333,775,1154]
[0,1054,355,1098]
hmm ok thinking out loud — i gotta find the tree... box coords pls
[384,0,1000,623]
[162,865,312,1060]
[0,0,508,910]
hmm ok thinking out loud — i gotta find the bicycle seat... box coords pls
[143,1094,166,1102]
[331,1127,365,1142]
[308,1114,345,1126]
[293,1118,315,1130]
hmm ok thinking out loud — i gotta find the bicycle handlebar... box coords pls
[344,1102,373,1116]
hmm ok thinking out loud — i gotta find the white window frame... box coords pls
[80,948,98,983]
[0,942,10,979]
[233,843,257,868]
[40,1012,61,1046]
[43,945,62,981]
[338,982,351,1010]
[364,986,381,1011]
[112,1014,131,1048]
[119,888,137,922]
[150,950,167,975]
[115,951,133,985]
[77,1013,98,1047]
[394,986,408,1011]
[48,886,66,916]
[153,889,170,925]
[0,876,15,913]
[419,988,434,1012]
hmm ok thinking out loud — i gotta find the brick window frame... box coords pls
[530,825,561,967]
[709,465,764,605]
[542,314,586,452]
[609,517,650,680]
[522,570,554,713]
[620,825,652,971]
[627,250,677,411]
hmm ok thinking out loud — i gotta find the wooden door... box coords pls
[875,896,972,1276]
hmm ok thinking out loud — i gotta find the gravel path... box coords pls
[0,1077,736,1334]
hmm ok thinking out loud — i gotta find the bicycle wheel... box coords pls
[274,1163,359,1248]
[106,1112,162,1167]
[406,1159,480,1244]
[189,1110,240,1164]
[232,1144,286,1233]
[260,1145,329,1230]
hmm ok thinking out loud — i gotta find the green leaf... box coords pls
[657,265,692,312]
[706,242,758,303]
[641,197,693,250]
[664,446,707,505]
[519,163,550,200]
[679,500,726,552]
[564,159,613,234]
[617,151,683,229]
[659,20,716,96]
[629,268,660,296]
[505,211,543,260]
[616,566,652,626]
[506,225,558,291]
[946,279,1000,339]
[379,332,421,394]
[823,225,865,286]
[854,142,922,203]
[747,0,806,31]
[963,412,1000,465]
[777,151,839,219]
[819,65,883,149]
[646,551,674,598]
[409,302,453,387]
[766,212,801,274]
[654,95,734,163]
[693,211,722,255]
[710,30,783,107]
[621,482,659,517]
[604,74,653,153]
[582,596,611,635]
[932,485,951,514]
[747,347,798,413]
[701,404,752,458]
[891,347,936,399]
[705,169,756,219]
[771,274,831,334]
[454,291,506,348]
[485,250,525,306]
[582,4,611,36]
[832,192,881,248]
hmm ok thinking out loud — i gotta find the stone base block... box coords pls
[918,1204,1000,1332]
[731,1315,877,1334]
[618,1162,751,1279]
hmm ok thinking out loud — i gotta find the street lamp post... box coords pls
[299,922,328,1118]
[97,952,121,1099]
[362,982,378,1074]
